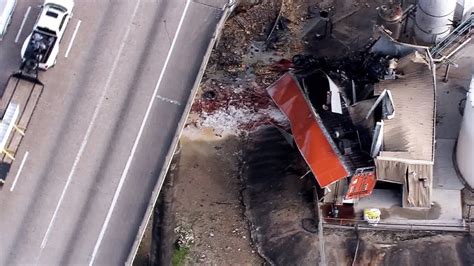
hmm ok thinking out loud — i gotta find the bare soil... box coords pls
[187,0,310,135]
[324,229,474,266]
[242,126,320,265]
[170,130,262,265]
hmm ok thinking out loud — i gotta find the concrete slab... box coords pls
[354,188,463,225]
[435,81,467,139]
[431,188,463,222]
[436,43,473,139]
[356,189,402,212]
[433,139,464,190]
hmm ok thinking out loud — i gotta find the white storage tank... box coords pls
[456,0,474,22]
[456,75,474,188]
[415,0,457,44]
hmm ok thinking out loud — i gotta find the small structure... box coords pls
[373,52,436,208]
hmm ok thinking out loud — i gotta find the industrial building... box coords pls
[267,0,473,224]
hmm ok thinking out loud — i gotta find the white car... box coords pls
[0,0,17,40]
[21,0,74,70]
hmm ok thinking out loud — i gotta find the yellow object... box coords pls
[364,208,381,224]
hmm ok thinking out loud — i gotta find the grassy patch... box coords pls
[172,246,190,266]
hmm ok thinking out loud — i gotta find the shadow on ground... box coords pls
[242,126,321,264]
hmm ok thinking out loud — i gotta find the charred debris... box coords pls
[267,29,436,214]
[279,37,399,165]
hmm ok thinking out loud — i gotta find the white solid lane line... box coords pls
[15,6,31,43]
[89,0,192,265]
[10,151,29,192]
[65,20,82,58]
[39,0,143,251]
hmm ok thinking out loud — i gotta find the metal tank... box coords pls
[377,4,403,40]
[415,0,457,44]
[456,75,474,188]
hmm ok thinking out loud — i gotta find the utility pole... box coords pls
[314,187,327,266]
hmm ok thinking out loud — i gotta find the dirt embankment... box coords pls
[151,129,263,265]
[242,126,320,265]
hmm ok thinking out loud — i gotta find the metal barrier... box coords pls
[322,217,470,232]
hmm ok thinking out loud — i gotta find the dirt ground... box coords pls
[324,229,474,266]
[168,129,263,265]
[242,126,321,265]
[187,0,310,135]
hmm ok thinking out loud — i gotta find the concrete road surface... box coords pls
[0,0,228,264]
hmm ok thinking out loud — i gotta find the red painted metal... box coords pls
[267,73,350,187]
[345,170,377,199]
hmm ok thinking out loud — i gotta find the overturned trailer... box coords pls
[267,34,436,210]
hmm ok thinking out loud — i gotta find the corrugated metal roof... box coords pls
[375,51,435,162]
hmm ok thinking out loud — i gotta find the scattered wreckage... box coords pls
[267,33,436,221]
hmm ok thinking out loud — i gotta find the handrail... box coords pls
[430,14,473,59]
[322,217,469,232]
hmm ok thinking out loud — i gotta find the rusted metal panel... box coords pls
[267,73,350,187]
[321,204,356,225]
[345,168,377,199]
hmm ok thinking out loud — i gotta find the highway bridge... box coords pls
[0,0,229,264]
